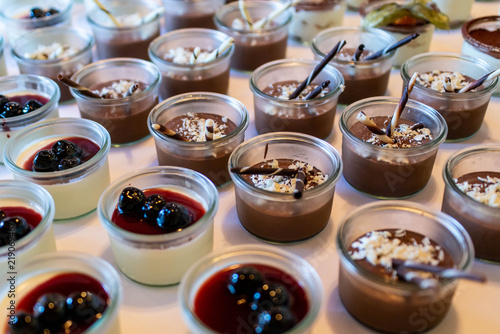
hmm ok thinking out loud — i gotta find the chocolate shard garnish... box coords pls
[204,119,214,141]
[304,80,330,100]
[93,0,122,27]
[396,266,439,290]
[356,111,394,144]
[386,72,418,137]
[289,39,346,100]
[363,33,420,61]
[152,123,188,142]
[124,83,139,97]
[293,168,306,199]
[409,122,424,130]
[253,0,300,30]
[459,68,500,93]
[238,0,254,29]
[190,47,201,64]
[392,259,486,283]
[206,37,235,62]
[230,167,298,176]
[57,75,103,99]
[443,77,453,92]
[352,44,365,61]
[263,142,269,160]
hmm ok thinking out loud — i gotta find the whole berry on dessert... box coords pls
[250,282,290,311]
[46,8,60,16]
[0,209,6,220]
[23,100,44,114]
[33,149,58,172]
[0,95,9,107]
[33,293,67,326]
[51,140,83,161]
[58,156,81,170]
[156,202,192,230]
[1,216,31,239]
[29,7,45,19]
[254,306,296,334]
[1,102,23,118]
[118,187,146,214]
[8,312,40,334]
[142,194,167,220]
[66,291,107,324]
[227,266,264,297]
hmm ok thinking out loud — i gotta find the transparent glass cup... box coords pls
[11,27,94,102]
[0,74,60,164]
[250,58,344,139]
[346,0,365,10]
[3,118,111,220]
[433,0,473,28]
[0,180,56,277]
[148,28,234,100]
[441,145,500,263]
[0,35,7,77]
[339,97,447,198]
[0,0,73,43]
[71,58,161,146]
[0,252,122,333]
[401,52,498,141]
[228,132,342,243]
[311,26,396,105]
[98,166,218,286]
[148,92,248,187]
[337,201,474,333]
[179,244,323,333]
[87,0,162,61]
[214,1,291,72]
[162,0,225,31]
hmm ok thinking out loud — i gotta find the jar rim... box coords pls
[462,16,500,56]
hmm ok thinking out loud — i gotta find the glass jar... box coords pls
[0,35,7,77]
[433,0,473,28]
[162,0,225,31]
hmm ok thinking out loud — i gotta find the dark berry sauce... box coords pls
[1,206,42,230]
[8,94,49,106]
[22,137,100,171]
[194,264,309,333]
[112,188,206,235]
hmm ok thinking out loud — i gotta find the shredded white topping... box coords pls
[265,82,329,100]
[173,113,229,142]
[417,70,472,93]
[455,175,500,208]
[335,49,374,61]
[23,43,79,60]
[100,13,143,27]
[164,47,213,64]
[92,80,140,99]
[366,123,433,148]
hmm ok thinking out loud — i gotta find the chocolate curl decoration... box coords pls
[141,7,165,24]
[238,0,253,29]
[293,168,306,199]
[363,33,420,61]
[253,0,300,29]
[289,39,346,100]
[93,0,122,27]
[206,37,234,62]
[352,44,365,61]
[392,259,486,283]
[356,111,393,144]
[443,77,453,92]
[57,75,103,99]
[230,167,298,176]
[204,119,214,141]
[263,143,269,160]
[304,80,330,100]
[124,83,139,97]
[190,47,201,64]
[458,68,500,93]
[387,72,418,137]
[410,122,424,130]
[152,124,188,142]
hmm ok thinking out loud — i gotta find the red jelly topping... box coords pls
[111,188,206,235]
[1,206,42,230]
[194,264,309,333]
[9,94,50,106]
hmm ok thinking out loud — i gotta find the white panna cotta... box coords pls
[433,0,473,27]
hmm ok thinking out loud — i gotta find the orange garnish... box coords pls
[393,15,417,26]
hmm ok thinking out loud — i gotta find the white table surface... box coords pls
[1,1,500,333]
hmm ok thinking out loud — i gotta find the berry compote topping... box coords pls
[0,207,42,247]
[111,187,206,235]
[194,264,309,334]
[7,273,109,334]
[29,7,60,19]
[22,137,100,172]
[0,94,48,119]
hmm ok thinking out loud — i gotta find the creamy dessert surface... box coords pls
[23,43,79,60]
[263,80,330,100]
[455,174,500,208]
[165,47,213,64]
[170,112,232,142]
[416,71,474,93]
[92,80,142,99]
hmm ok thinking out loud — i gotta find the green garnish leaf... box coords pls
[407,3,450,29]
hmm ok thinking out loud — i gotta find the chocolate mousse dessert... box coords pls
[0,207,42,247]
[468,27,500,49]
[164,8,218,31]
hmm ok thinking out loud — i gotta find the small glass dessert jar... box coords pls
[289,0,346,45]
[433,0,473,28]
[0,180,56,277]
[214,0,292,72]
[228,132,342,243]
[0,0,73,43]
[346,0,365,10]
[311,26,396,105]
[442,145,500,263]
[0,74,60,164]
[337,201,474,334]
[179,244,323,333]
[148,92,248,187]
[250,58,344,138]
[71,58,161,146]
[98,166,218,286]
[401,52,498,141]
[339,97,447,199]
[3,118,111,220]
[0,252,122,333]
[148,28,234,100]
[87,0,162,61]
[461,16,500,96]
[11,27,94,103]
[0,35,7,77]
[162,0,225,31]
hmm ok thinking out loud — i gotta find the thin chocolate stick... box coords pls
[204,119,214,141]
[386,72,418,137]
[304,80,330,100]
[205,37,235,62]
[443,77,453,92]
[253,0,300,29]
[93,0,122,27]
[263,143,269,160]
[230,167,298,176]
[289,39,346,100]
[238,0,253,29]
[190,47,201,64]
[392,259,486,283]
[459,68,500,93]
[352,44,365,61]
[124,83,139,97]
[57,75,103,99]
[152,123,188,141]
[364,33,420,61]
[396,267,439,290]
[293,168,306,199]
[410,122,424,130]
[356,111,394,144]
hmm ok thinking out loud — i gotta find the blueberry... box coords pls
[118,187,146,214]
[29,8,45,19]
[254,306,296,334]
[156,202,192,231]
[0,101,23,118]
[0,95,10,108]
[58,156,81,170]
[250,283,290,311]
[227,266,264,297]
[23,100,44,114]
[33,149,58,172]
[0,209,6,220]
[66,291,107,324]
[8,312,40,334]
[33,293,67,326]
[142,194,166,221]
[46,8,60,16]
[0,216,31,240]
[51,140,83,160]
